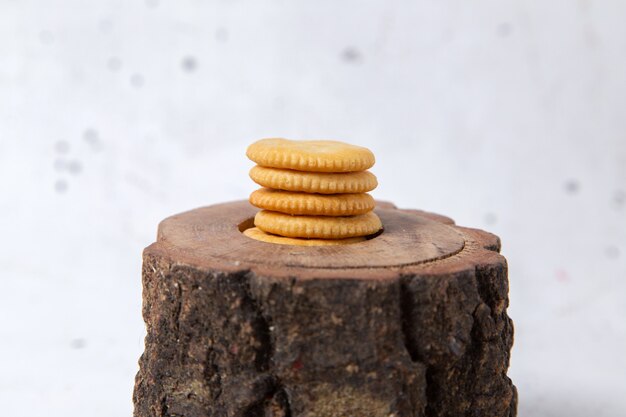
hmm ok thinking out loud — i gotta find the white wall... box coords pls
[1,1,625,416]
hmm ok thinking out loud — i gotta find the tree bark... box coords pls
[133,200,517,417]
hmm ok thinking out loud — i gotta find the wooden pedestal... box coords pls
[133,200,517,417]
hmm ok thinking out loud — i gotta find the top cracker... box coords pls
[246,138,375,172]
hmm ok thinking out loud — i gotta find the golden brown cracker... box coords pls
[246,138,375,172]
[249,188,375,216]
[249,166,378,194]
[243,227,365,246]
[254,210,383,239]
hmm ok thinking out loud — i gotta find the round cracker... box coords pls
[243,227,365,246]
[246,138,375,172]
[254,210,383,239]
[249,166,378,194]
[250,188,375,216]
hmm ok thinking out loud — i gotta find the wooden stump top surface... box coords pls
[148,200,502,279]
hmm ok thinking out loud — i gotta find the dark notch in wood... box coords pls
[243,379,292,417]
[203,347,222,402]
[238,271,273,373]
[399,276,422,363]
[230,271,293,417]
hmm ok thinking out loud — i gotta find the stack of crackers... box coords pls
[244,138,383,246]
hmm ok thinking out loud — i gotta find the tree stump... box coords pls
[133,200,517,417]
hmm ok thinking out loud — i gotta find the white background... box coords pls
[1,1,625,416]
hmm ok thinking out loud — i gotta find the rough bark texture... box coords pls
[134,200,517,417]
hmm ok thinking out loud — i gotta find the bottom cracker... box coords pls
[243,227,365,246]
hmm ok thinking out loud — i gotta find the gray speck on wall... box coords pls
[98,19,113,34]
[70,338,86,349]
[55,140,70,154]
[54,158,81,175]
[107,57,122,71]
[54,179,68,194]
[496,23,512,37]
[83,128,99,143]
[181,56,197,73]
[67,160,82,175]
[341,47,363,64]
[613,190,625,209]
[605,245,620,259]
[564,179,580,194]
[83,128,103,151]
[484,212,497,225]
[130,73,145,88]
